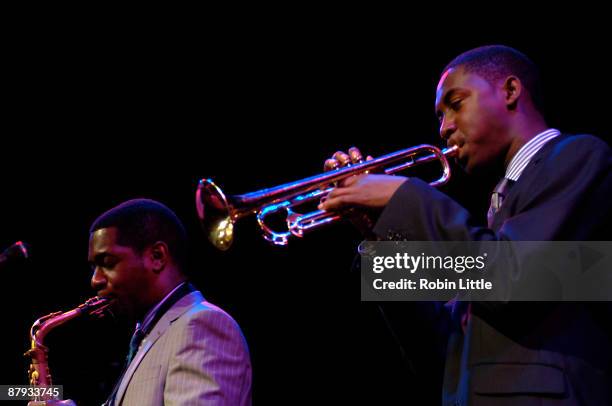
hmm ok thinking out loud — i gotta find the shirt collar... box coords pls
[505,128,560,181]
[140,281,187,332]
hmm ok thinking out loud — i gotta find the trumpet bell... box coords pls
[196,179,235,251]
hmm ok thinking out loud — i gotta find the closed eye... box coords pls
[450,99,463,111]
[91,253,118,270]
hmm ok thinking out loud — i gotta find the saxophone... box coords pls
[24,296,113,402]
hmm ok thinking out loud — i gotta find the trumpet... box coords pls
[196,144,459,250]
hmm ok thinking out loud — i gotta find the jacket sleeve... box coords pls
[164,308,252,406]
[373,135,611,242]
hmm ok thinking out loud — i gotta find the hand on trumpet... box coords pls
[319,147,408,232]
[319,173,407,210]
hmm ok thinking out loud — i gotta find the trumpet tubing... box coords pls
[196,144,458,250]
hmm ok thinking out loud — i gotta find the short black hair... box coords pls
[443,45,544,114]
[90,199,188,270]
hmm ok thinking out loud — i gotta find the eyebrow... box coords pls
[89,252,112,267]
[444,88,463,105]
[436,88,463,118]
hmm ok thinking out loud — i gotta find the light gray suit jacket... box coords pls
[115,291,252,406]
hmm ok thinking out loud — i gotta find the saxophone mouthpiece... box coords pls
[86,296,116,319]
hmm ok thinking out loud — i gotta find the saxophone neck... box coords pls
[25,296,114,391]
[29,296,113,345]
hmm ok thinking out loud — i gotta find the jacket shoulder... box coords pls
[550,134,610,156]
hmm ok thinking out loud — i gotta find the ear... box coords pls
[502,76,522,110]
[147,241,170,274]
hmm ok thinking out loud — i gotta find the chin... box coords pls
[459,150,488,174]
[109,298,132,320]
[456,155,473,174]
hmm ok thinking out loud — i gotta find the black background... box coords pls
[1,19,609,405]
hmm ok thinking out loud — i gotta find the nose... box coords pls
[91,267,107,292]
[439,115,457,142]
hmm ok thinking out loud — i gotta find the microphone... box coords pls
[0,241,29,270]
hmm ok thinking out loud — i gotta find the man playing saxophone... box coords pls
[30,198,252,405]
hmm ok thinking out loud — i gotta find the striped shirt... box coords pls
[505,128,560,181]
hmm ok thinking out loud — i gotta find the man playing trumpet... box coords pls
[320,45,612,405]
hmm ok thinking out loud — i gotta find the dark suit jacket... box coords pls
[372,134,612,405]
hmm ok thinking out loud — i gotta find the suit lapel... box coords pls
[491,135,567,230]
[115,291,204,404]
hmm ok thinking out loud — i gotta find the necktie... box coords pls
[445,178,515,335]
[105,323,145,405]
[127,323,145,364]
[487,177,515,228]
